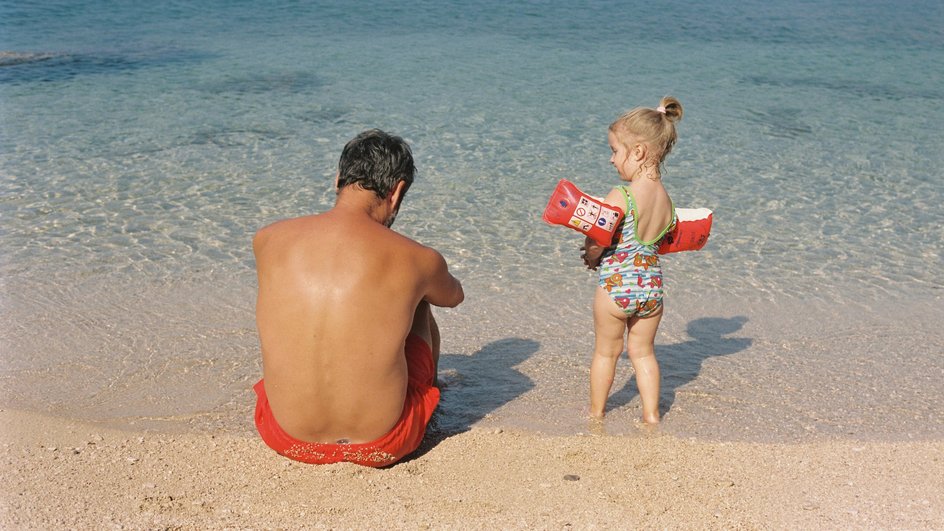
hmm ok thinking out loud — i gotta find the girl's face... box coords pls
[608,131,639,182]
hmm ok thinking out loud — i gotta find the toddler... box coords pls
[581,97,683,424]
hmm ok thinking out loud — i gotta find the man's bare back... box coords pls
[253,130,463,456]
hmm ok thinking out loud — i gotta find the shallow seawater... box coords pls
[1,0,942,443]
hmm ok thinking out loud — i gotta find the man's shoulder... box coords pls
[253,218,289,245]
[253,215,320,252]
[388,230,441,259]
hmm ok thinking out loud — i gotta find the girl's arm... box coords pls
[581,236,606,270]
[580,187,625,270]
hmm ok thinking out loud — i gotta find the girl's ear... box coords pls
[634,143,649,162]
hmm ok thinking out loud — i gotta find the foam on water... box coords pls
[1,0,942,442]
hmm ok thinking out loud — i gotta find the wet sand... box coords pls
[2,409,942,529]
[2,283,943,528]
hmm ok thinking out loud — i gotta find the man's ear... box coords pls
[334,171,341,190]
[388,180,407,210]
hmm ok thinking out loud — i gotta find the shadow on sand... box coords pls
[406,338,538,460]
[607,316,752,417]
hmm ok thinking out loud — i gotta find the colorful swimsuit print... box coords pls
[598,186,675,318]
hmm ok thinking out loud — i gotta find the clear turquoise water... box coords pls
[1,0,942,442]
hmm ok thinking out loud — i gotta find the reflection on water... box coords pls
[1,0,942,443]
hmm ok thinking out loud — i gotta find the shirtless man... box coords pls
[252,129,464,467]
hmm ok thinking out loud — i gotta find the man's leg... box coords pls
[410,301,440,383]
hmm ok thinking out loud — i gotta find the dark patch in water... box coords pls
[744,107,813,139]
[0,51,58,67]
[198,71,324,96]
[746,74,944,102]
[297,107,349,125]
[189,128,289,148]
[0,48,211,85]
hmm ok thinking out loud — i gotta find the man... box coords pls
[252,129,464,467]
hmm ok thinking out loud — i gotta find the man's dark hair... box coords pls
[337,129,415,199]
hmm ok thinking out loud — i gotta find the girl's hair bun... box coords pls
[658,96,683,123]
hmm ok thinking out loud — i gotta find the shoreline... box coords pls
[2,409,942,529]
[4,272,943,445]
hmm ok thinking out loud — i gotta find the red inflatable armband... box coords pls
[543,179,624,247]
[657,208,713,254]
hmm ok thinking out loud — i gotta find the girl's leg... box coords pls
[590,287,629,418]
[626,308,663,423]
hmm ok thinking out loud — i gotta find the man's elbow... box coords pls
[451,283,465,307]
[441,281,464,308]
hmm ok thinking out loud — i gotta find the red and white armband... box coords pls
[542,179,624,247]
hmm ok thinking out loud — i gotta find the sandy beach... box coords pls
[2,408,941,529]
[3,1,943,530]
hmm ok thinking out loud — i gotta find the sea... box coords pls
[1,0,942,443]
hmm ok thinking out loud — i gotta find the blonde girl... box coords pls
[581,96,683,424]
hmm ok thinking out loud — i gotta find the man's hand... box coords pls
[581,236,606,270]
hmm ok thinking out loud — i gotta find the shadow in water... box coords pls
[408,338,537,460]
[607,316,752,417]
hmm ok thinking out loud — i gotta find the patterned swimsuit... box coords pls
[598,186,675,318]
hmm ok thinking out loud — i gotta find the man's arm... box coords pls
[420,247,464,308]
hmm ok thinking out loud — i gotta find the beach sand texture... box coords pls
[3,0,944,528]
[2,408,943,529]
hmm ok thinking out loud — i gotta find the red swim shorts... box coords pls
[253,333,440,467]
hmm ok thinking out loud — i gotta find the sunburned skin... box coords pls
[254,190,462,444]
[252,130,464,466]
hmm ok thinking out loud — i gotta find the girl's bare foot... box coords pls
[642,412,660,424]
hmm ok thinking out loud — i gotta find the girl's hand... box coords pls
[581,237,605,270]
